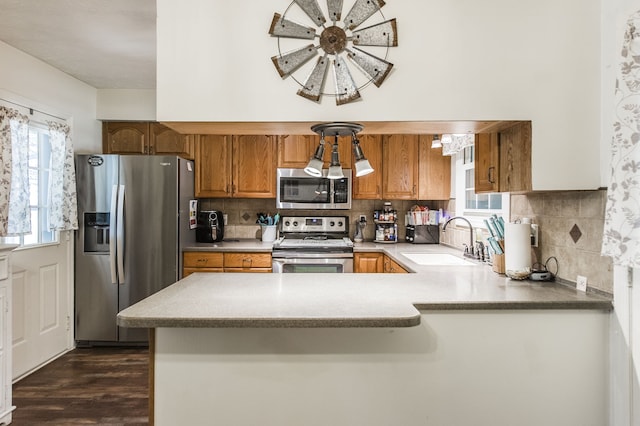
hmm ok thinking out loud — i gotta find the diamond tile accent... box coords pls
[242,212,251,222]
[569,224,582,243]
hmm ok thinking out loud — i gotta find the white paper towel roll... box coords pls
[504,223,532,279]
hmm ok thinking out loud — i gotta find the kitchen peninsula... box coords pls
[118,244,611,426]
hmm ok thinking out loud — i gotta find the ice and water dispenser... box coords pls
[83,212,110,253]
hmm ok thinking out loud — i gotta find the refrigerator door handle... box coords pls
[117,184,126,284]
[109,185,118,285]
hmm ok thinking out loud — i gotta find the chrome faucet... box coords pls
[442,216,476,259]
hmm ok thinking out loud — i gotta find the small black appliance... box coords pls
[196,210,224,243]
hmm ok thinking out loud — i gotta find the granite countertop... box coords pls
[118,240,612,329]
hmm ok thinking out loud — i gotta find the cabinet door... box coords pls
[278,134,318,168]
[354,252,384,273]
[102,121,149,154]
[498,122,532,192]
[383,255,408,273]
[352,135,383,199]
[474,133,500,193]
[418,135,451,200]
[149,123,194,159]
[232,135,277,198]
[382,134,419,199]
[195,135,233,198]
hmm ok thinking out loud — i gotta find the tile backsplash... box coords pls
[199,189,613,294]
[197,199,446,242]
[510,190,612,294]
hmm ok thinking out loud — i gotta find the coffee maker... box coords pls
[196,210,224,243]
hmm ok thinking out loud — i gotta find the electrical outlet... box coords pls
[223,214,228,226]
[359,215,367,222]
[576,275,588,292]
[530,224,539,247]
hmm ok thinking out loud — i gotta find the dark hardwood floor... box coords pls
[11,347,150,425]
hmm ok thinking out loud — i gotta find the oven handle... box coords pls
[272,252,354,259]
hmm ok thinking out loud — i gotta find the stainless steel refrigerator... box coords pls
[74,154,195,344]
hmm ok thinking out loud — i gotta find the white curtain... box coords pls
[0,105,31,236]
[47,121,78,231]
[442,134,475,156]
[602,10,640,267]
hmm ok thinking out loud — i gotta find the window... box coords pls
[2,121,58,247]
[455,146,509,226]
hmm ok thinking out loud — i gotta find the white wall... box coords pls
[157,0,602,191]
[96,89,156,121]
[0,41,101,153]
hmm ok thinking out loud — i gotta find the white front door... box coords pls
[11,231,73,380]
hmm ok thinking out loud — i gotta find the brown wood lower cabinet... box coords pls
[223,252,272,273]
[383,255,408,273]
[183,252,224,276]
[183,251,272,276]
[354,252,408,273]
[354,253,384,273]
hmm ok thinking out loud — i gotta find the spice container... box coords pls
[374,202,398,243]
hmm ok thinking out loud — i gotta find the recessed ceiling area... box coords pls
[0,0,156,89]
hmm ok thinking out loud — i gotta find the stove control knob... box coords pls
[284,221,290,227]
[338,221,343,227]
[330,221,335,227]
[293,221,298,227]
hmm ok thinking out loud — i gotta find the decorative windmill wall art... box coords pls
[269,0,398,106]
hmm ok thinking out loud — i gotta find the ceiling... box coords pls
[0,0,156,89]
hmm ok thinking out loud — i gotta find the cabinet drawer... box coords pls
[224,268,272,273]
[224,253,272,269]
[183,252,224,268]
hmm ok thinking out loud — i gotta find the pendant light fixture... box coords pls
[352,132,374,177]
[431,134,442,149]
[304,130,325,177]
[306,122,369,178]
[327,137,344,179]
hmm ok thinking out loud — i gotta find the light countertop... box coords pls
[118,240,612,329]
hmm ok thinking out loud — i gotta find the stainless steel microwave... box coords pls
[276,168,352,209]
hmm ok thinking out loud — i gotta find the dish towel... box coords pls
[602,9,640,268]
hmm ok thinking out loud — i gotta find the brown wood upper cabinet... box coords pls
[418,135,451,200]
[103,121,194,159]
[277,134,353,170]
[195,134,277,198]
[352,134,383,199]
[475,122,532,193]
[382,134,419,199]
[277,134,319,168]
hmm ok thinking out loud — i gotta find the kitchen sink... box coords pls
[401,252,475,266]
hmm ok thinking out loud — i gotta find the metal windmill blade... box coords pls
[333,56,361,105]
[343,0,386,30]
[294,0,326,26]
[346,47,393,87]
[326,0,344,22]
[297,54,330,101]
[269,13,317,39]
[352,19,398,47]
[271,45,319,78]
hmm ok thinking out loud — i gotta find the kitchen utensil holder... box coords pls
[261,225,277,242]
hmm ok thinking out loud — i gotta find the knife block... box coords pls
[492,254,505,274]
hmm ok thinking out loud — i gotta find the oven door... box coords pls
[272,253,353,273]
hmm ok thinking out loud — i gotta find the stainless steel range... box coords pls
[272,216,354,273]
